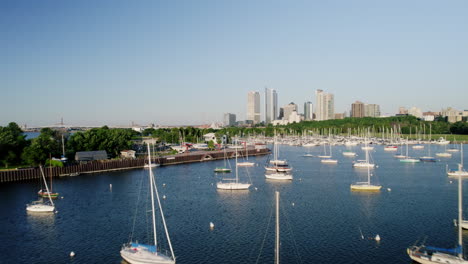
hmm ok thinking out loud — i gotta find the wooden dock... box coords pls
[0,148,270,183]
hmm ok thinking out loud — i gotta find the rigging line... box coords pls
[254,195,276,264]
[280,200,304,264]
[129,169,146,242]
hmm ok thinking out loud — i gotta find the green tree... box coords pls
[22,128,61,165]
[0,122,29,167]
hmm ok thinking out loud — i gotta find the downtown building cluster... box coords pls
[221,89,467,127]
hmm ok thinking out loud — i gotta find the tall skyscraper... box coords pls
[315,89,334,121]
[351,101,365,118]
[304,101,313,120]
[223,113,236,127]
[265,88,278,124]
[246,91,261,124]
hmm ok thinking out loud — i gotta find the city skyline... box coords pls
[2,1,468,127]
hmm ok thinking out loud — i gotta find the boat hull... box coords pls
[216,182,251,190]
[237,162,255,167]
[265,173,293,180]
[350,184,381,191]
[26,204,54,212]
[121,246,175,264]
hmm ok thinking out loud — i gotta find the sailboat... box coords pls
[214,145,231,173]
[353,139,375,168]
[317,141,331,158]
[27,166,55,213]
[120,143,176,264]
[407,168,467,263]
[237,141,255,167]
[350,152,381,191]
[265,135,292,173]
[420,144,436,162]
[321,143,337,164]
[401,141,420,163]
[217,144,251,190]
[447,144,468,177]
[436,143,452,158]
[38,158,59,199]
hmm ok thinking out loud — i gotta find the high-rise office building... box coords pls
[265,88,278,124]
[315,89,334,121]
[304,101,313,120]
[223,113,236,127]
[365,104,381,117]
[351,101,365,118]
[246,91,261,124]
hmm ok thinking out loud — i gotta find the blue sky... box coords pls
[2,0,467,126]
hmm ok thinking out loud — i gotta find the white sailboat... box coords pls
[317,142,331,158]
[27,166,55,213]
[350,151,381,191]
[436,143,452,158]
[217,145,251,190]
[447,144,468,177]
[353,140,375,168]
[407,168,467,263]
[120,143,176,264]
[401,141,420,163]
[321,143,337,164]
[237,141,255,167]
[266,135,292,173]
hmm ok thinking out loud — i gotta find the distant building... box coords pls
[408,107,423,119]
[365,104,381,117]
[315,89,334,121]
[398,107,408,115]
[282,102,298,121]
[422,112,438,121]
[223,113,236,127]
[441,107,463,123]
[304,101,313,120]
[120,150,136,159]
[278,107,284,120]
[351,101,365,118]
[203,133,217,142]
[246,91,261,124]
[75,150,108,162]
[265,88,278,124]
[334,113,345,119]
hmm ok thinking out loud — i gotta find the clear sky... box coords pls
[2,0,467,127]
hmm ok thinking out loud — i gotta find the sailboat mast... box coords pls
[275,191,280,264]
[147,143,158,251]
[235,141,238,184]
[39,166,54,207]
[458,171,463,258]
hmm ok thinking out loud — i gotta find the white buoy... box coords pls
[61,196,64,199]
[375,234,381,242]
[210,222,215,229]
[450,181,453,184]
[387,188,391,192]
[254,187,258,191]
[291,202,295,207]
[110,184,112,191]
[163,183,166,187]
[70,251,75,257]
[163,195,166,200]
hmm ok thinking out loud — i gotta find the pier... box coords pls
[0,147,270,183]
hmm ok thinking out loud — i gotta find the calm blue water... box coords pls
[1,144,467,264]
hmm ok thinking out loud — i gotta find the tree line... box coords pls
[1,116,467,168]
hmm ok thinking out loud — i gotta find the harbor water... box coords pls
[1,144,467,263]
